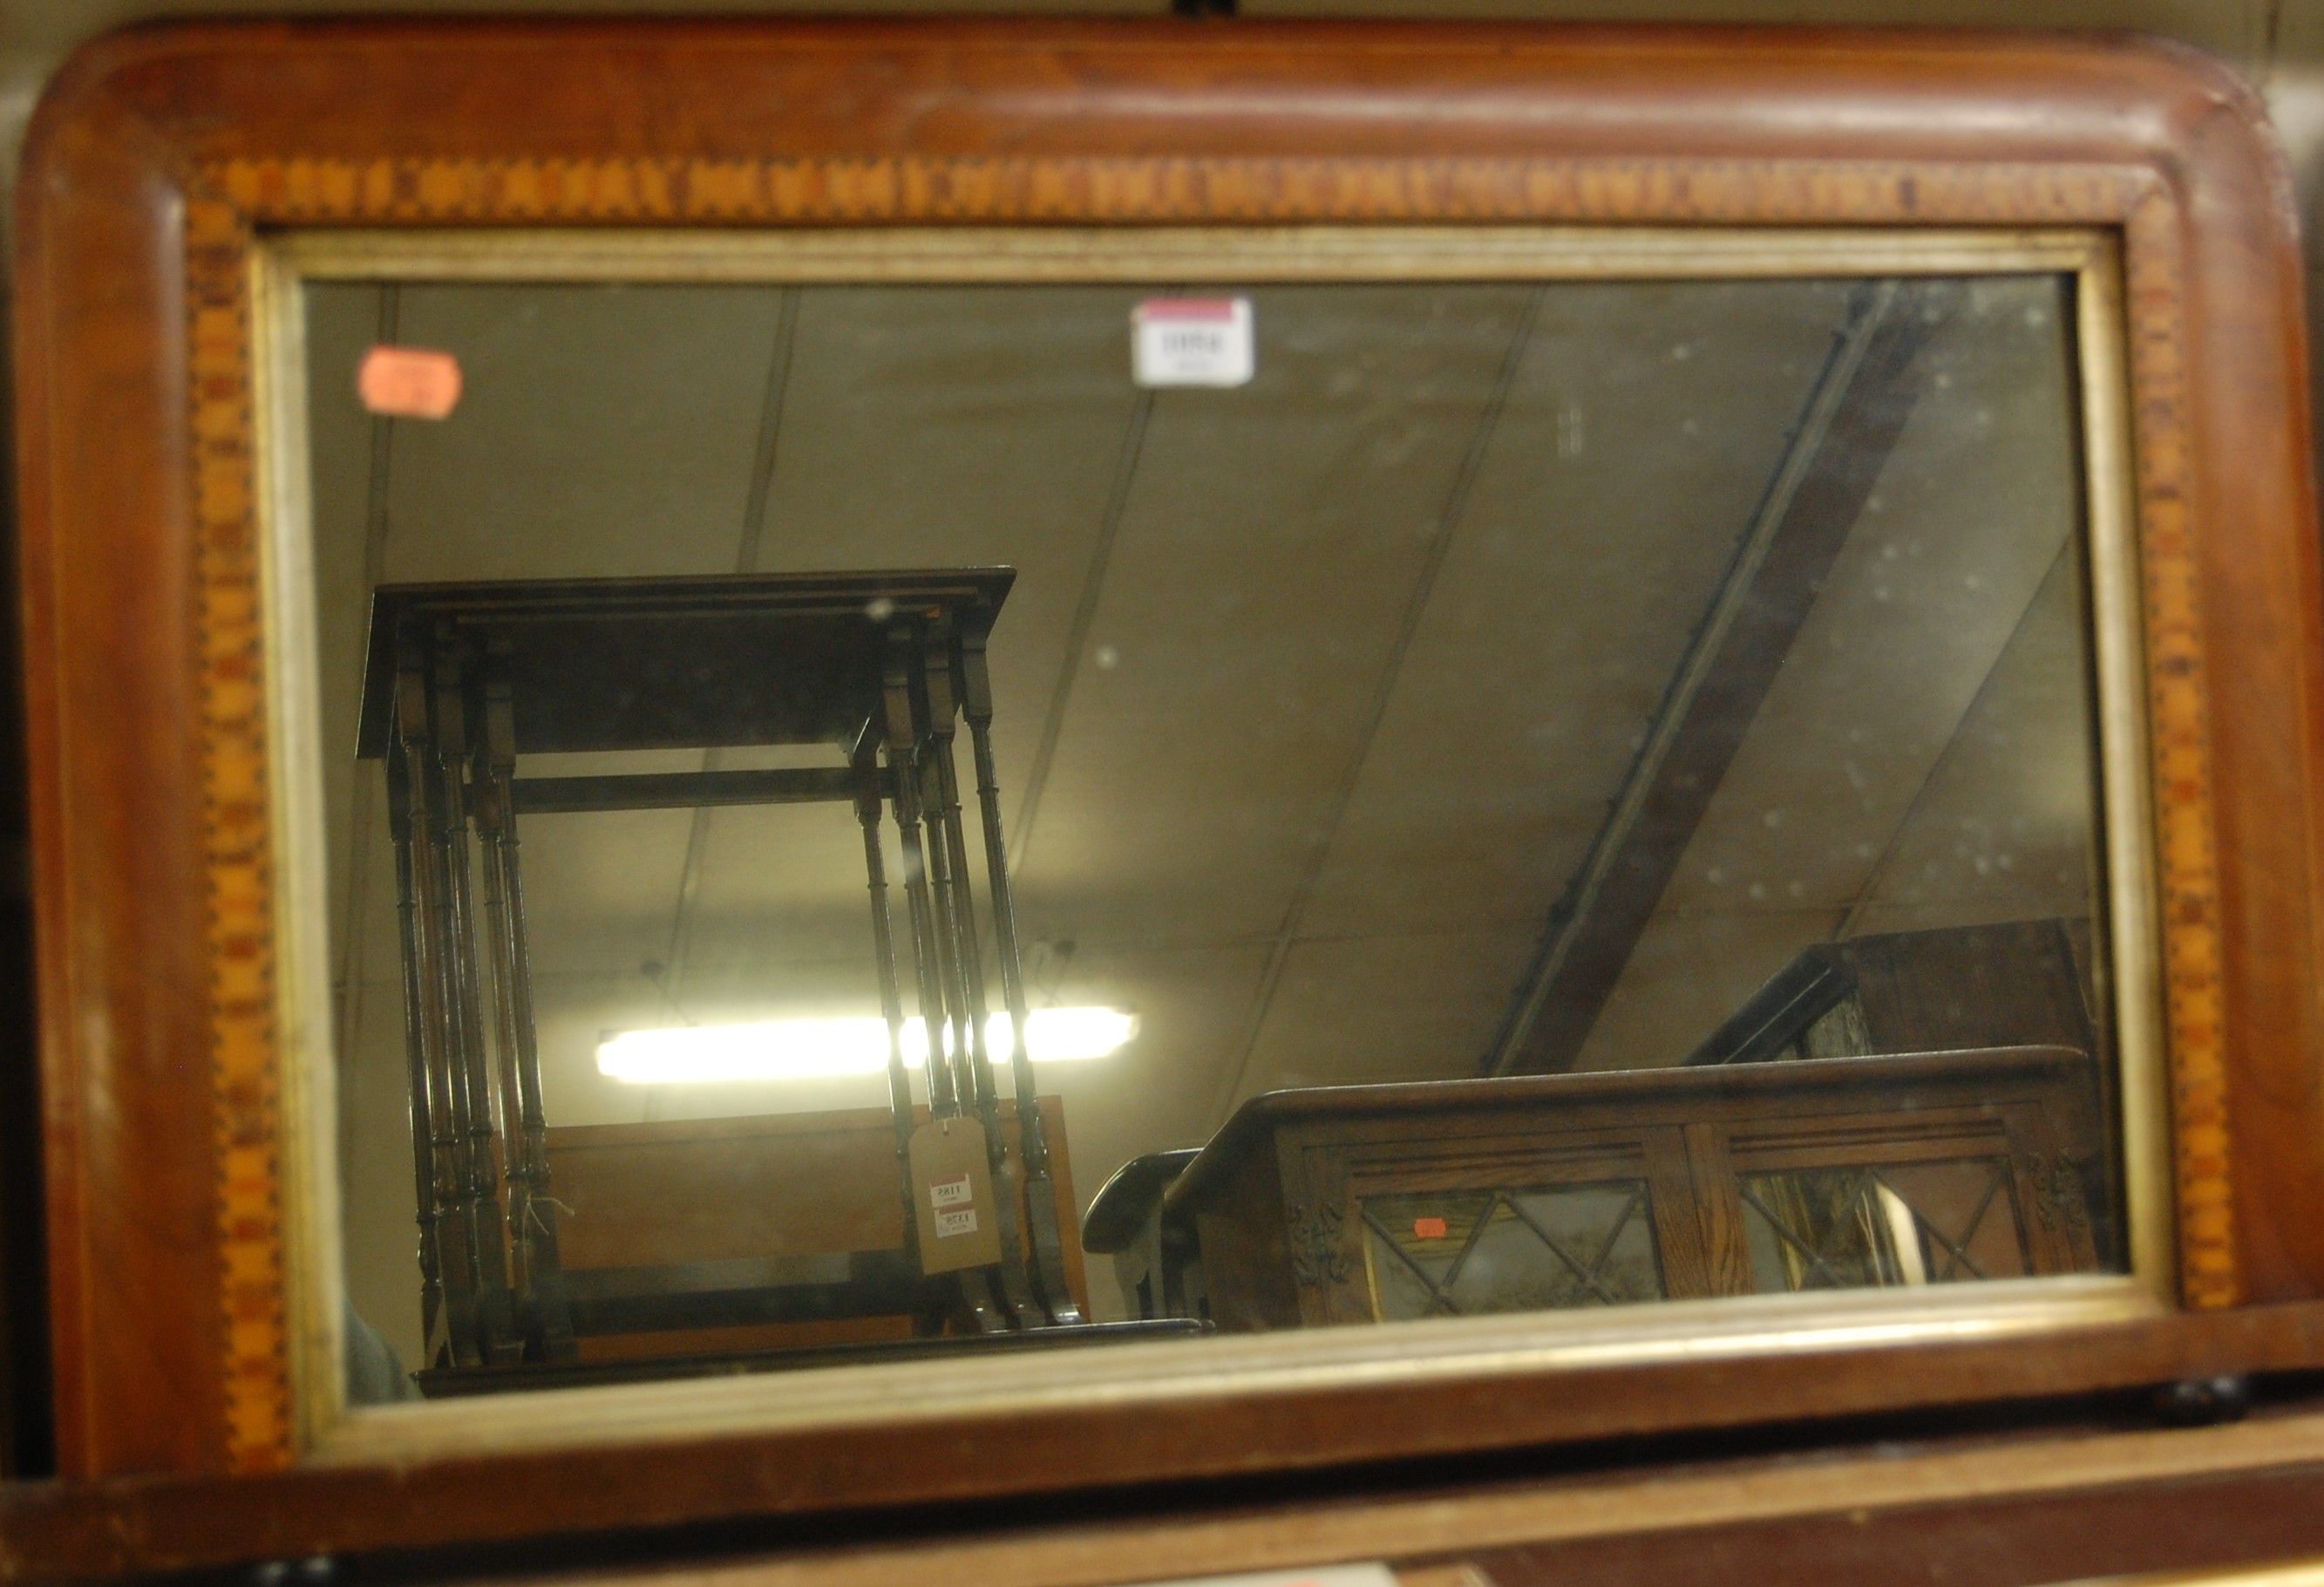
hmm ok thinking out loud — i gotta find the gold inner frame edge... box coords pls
[251,223,2168,1464]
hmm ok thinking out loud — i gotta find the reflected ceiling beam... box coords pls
[656,289,801,1024]
[1208,288,1545,1126]
[1486,279,1954,1078]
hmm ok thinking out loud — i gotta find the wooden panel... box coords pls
[551,1109,918,1270]
[1681,1123,1754,1298]
[1845,920,2100,1057]
[1641,1127,1716,1300]
[548,1096,1086,1329]
[1192,1144,1297,1333]
[1173,1050,2107,1199]
[17,72,224,1479]
[1781,919,2122,1267]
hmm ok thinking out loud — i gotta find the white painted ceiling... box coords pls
[303,269,2096,1349]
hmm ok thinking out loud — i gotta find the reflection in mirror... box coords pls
[302,262,2123,1400]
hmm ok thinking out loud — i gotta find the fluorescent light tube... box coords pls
[595,1007,1137,1085]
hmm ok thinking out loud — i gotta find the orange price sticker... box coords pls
[1412,1216,1448,1240]
[357,345,463,419]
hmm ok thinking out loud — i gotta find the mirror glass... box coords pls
[298,249,2130,1402]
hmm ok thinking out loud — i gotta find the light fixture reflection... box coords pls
[595,1007,1138,1085]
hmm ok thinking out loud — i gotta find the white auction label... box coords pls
[1120,1565,1398,1587]
[930,1172,974,1209]
[934,1207,980,1239]
[1132,296,1254,388]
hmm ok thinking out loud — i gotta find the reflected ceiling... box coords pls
[306,272,2092,1350]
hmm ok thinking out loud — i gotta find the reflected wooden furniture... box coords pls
[1685,919,2103,1068]
[1684,916,2121,1262]
[410,1099,1145,1395]
[1141,1048,2103,1331]
[354,569,1097,1378]
[1082,1148,1201,1324]
[543,1099,1089,1359]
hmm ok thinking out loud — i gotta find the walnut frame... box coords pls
[10,17,2324,1578]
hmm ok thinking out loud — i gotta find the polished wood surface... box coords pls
[10,14,2324,1571]
[244,1401,2324,1587]
[284,1402,2324,1587]
[10,1309,2324,1579]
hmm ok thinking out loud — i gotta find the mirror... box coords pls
[293,234,2135,1401]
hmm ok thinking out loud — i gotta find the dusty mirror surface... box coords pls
[293,242,2136,1405]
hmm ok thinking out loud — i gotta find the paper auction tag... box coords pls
[1132,297,1254,388]
[908,1116,1003,1273]
[1119,1564,1399,1587]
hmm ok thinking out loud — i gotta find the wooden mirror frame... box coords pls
[13,16,2324,1576]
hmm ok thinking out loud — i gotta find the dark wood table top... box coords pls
[356,567,1016,759]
